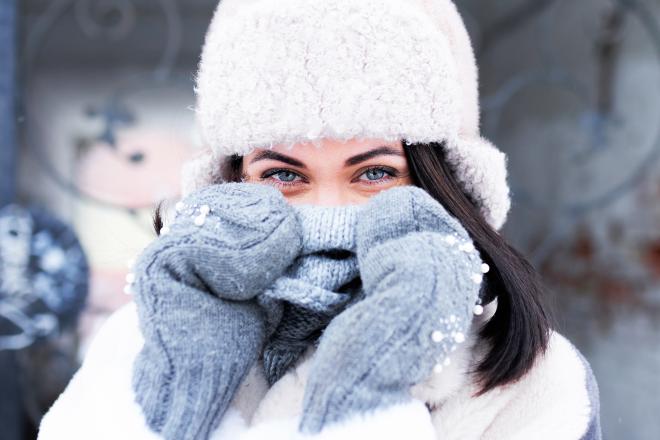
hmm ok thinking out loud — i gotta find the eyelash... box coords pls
[259,166,399,188]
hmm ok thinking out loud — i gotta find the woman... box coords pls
[38,0,602,439]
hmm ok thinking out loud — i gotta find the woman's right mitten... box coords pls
[130,182,303,440]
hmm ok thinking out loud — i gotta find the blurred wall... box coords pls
[0,0,17,204]
[18,0,209,356]
[463,0,660,438]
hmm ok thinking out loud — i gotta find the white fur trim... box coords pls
[38,295,598,440]
[479,332,595,440]
[418,0,481,138]
[241,296,598,440]
[210,407,250,440]
[37,303,161,440]
[443,136,511,230]
[37,302,268,440]
[238,400,436,440]
[180,149,225,197]
[195,0,461,155]
[249,345,316,425]
[427,331,596,440]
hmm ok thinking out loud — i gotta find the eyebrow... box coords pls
[344,146,404,166]
[248,145,404,168]
[249,150,306,168]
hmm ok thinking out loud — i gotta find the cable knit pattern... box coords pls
[130,182,302,440]
[298,185,485,434]
[259,204,364,386]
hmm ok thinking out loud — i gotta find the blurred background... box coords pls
[0,0,658,438]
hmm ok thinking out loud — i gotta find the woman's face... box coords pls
[240,137,413,205]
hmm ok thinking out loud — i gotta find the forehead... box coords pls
[245,137,403,161]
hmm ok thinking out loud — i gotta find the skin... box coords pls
[241,137,413,206]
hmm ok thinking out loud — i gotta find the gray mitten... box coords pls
[130,182,303,440]
[298,185,486,434]
[259,204,363,386]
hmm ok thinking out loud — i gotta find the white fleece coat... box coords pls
[37,297,601,440]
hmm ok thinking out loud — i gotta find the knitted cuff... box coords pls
[132,352,256,440]
[131,286,266,440]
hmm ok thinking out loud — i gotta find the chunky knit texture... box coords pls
[130,182,303,440]
[259,204,364,386]
[131,185,371,439]
[298,185,485,434]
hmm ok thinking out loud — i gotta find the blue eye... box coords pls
[358,167,397,183]
[363,168,386,180]
[260,169,304,187]
[272,170,298,182]
[260,166,399,188]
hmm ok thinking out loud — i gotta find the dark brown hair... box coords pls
[153,140,555,397]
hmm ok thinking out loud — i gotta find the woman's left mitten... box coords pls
[298,185,486,434]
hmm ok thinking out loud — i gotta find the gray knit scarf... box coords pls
[257,203,364,385]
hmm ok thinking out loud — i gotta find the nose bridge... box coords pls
[310,180,352,206]
[291,201,362,256]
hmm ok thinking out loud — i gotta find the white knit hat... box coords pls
[185,0,511,230]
